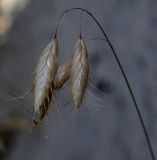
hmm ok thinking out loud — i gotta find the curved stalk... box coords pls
[53,8,155,160]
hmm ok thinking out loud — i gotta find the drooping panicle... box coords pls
[70,39,89,110]
[33,39,59,123]
[55,59,71,90]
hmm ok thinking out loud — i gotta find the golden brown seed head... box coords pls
[70,39,89,110]
[54,59,71,90]
[33,39,59,123]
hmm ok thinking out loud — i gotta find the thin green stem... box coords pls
[53,8,155,160]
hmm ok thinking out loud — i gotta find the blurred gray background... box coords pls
[0,0,157,160]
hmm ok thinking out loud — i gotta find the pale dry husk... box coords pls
[70,39,89,110]
[33,39,59,123]
[55,59,71,90]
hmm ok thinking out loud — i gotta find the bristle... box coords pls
[55,59,71,90]
[33,39,59,123]
[70,39,89,110]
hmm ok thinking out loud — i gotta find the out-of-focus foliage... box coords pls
[0,0,29,37]
[0,116,32,159]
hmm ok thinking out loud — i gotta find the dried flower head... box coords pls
[33,39,59,124]
[55,59,71,90]
[70,38,89,110]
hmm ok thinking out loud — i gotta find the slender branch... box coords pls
[53,8,155,160]
[79,11,83,38]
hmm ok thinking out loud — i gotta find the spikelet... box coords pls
[54,59,71,90]
[33,39,59,124]
[70,39,89,110]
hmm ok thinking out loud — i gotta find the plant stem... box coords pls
[53,8,155,160]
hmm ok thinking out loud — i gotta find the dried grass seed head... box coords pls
[33,39,59,123]
[55,59,72,90]
[70,38,89,110]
